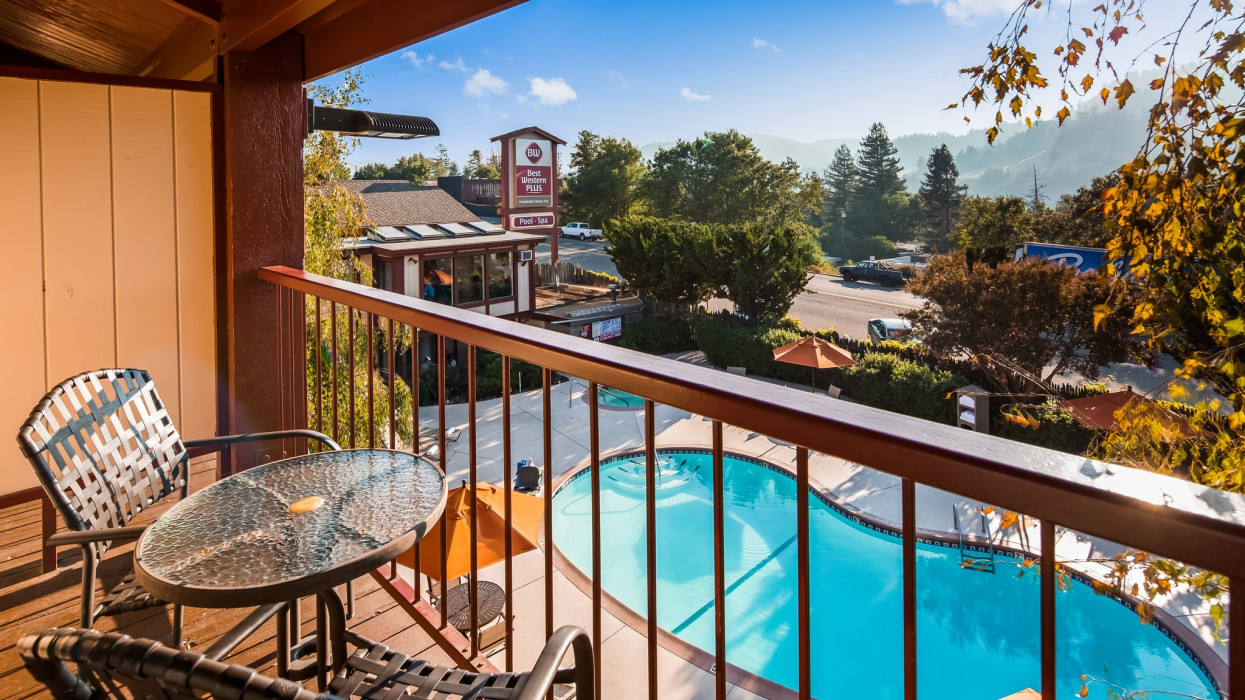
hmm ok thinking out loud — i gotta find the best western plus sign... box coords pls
[492,127,565,262]
[514,139,553,207]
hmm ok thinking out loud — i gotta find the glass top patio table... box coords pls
[134,449,446,609]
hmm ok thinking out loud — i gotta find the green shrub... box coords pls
[696,315,803,378]
[617,316,696,355]
[835,352,966,424]
[992,400,1098,455]
[418,352,549,406]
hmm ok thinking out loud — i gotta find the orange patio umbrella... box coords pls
[772,336,856,387]
[998,690,1041,700]
[396,480,543,582]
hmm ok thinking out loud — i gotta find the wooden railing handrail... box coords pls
[260,265,1245,578]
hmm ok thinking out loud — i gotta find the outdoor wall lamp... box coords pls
[307,99,440,139]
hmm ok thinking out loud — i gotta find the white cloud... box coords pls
[439,57,470,72]
[609,71,631,87]
[895,0,1014,24]
[527,77,578,106]
[680,87,711,102]
[464,69,508,98]
[752,37,780,52]
[399,50,433,69]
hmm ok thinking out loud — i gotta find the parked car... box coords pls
[867,318,917,345]
[560,222,604,241]
[839,260,911,286]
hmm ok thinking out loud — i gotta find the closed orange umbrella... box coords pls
[397,481,543,581]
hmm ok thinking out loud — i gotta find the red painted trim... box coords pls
[0,65,219,92]
[0,486,43,509]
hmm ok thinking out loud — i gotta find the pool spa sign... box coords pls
[492,126,566,261]
[514,139,552,208]
[510,212,556,230]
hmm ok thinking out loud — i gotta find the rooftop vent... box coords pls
[307,100,439,139]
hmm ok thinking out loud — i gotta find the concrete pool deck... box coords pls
[409,378,1228,696]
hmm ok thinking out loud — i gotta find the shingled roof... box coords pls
[338,180,479,226]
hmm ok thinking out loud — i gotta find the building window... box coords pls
[374,258,391,291]
[423,258,453,305]
[454,254,484,305]
[488,252,513,300]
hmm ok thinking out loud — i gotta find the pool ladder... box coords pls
[953,505,997,573]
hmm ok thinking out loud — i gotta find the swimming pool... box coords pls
[552,450,1218,699]
[591,387,645,410]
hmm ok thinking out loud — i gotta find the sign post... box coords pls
[491,127,566,267]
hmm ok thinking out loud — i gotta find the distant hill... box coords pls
[639,97,1151,200]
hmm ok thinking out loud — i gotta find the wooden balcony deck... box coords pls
[0,457,456,698]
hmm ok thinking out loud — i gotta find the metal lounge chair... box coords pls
[513,459,542,494]
[20,626,597,700]
[16,368,341,645]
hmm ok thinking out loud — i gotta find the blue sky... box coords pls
[329,0,1195,171]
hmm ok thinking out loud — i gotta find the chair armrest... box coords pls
[184,430,341,453]
[46,525,147,547]
[516,625,595,700]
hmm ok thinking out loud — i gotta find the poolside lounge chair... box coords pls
[20,626,597,700]
[514,460,542,494]
[16,368,340,646]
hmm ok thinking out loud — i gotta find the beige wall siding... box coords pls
[0,77,216,495]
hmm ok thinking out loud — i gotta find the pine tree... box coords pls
[465,149,485,177]
[851,122,909,241]
[917,144,967,252]
[823,144,857,220]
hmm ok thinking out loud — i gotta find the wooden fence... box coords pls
[535,261,621,288]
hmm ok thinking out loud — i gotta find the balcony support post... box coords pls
[218,31,306,473]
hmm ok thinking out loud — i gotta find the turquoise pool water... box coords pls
[595,387,645,409]
[551,451,1218,699]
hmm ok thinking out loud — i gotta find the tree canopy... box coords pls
[353,146,457,183]
[917,144,967,252]
[561,130,647,229]
[959,0,1245,430]
[608,215,818,323]
[957,195,1033,251]
[849,122,910,242]
[904,252,1153,392]
[643,129,822,227]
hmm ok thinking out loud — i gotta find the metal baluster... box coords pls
[589,382,602,700]
[1041,519,1055,700]
[903,478,916,700]
[387,318,395,449]
[367,312,374,449]
[1231,582,1243,699]
[437,334,448,629]
[797,447,811,700]
[645,399,658,700]
[468,346,479,658]
[502,355,514,671]
[348,307,355,449]
[330,302,339,445]
[412,326,420,456]
[542,369,554,648]
[712,420,726,700]
[409,325,421,601]
[315,297,323,447]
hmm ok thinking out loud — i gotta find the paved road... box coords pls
[540,241,1211,399]
[789,274,923,340]
[543,239,915,340]
[534,237,618,276]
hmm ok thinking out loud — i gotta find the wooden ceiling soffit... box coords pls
[301,0,527,82]
[137,17,217,79]
[220,0,336,53]
[154,0,221,25]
